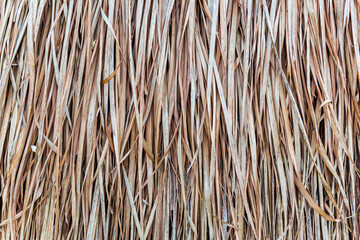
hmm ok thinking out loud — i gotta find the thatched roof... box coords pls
[0,0,359,239]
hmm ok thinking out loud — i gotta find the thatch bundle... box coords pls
[1,0,360,239]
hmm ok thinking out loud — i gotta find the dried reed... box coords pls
[1,0,360,239]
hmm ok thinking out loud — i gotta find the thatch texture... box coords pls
[1,0,360,239]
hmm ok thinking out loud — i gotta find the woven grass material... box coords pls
[1,0,360,239]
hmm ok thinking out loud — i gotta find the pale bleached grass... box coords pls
[0,0,360,239]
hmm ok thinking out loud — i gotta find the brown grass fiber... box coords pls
[1,0,360,239]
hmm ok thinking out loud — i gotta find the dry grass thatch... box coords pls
[1,0,360,239]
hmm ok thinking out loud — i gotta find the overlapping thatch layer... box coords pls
[1,0,360,239]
